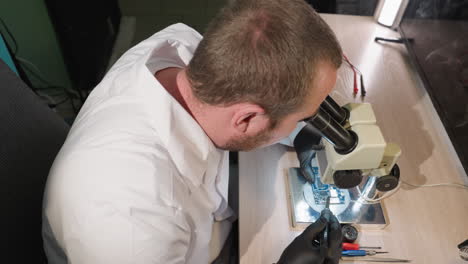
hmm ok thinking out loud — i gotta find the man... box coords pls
[42,0,343,263]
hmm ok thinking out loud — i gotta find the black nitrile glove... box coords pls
[277,210,342,264]
[293,124,323,183]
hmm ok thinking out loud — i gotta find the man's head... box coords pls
[186,0,342,151]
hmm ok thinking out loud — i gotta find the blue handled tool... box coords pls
[342,250,388,256]
[342,250,367,256]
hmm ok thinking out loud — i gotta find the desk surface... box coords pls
[238,14,468,264]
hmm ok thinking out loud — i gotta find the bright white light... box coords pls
[378,0,403,26]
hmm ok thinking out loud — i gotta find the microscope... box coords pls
[287,96,401,229]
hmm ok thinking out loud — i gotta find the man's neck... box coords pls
[154,68,230,148]
[155,67,192,115]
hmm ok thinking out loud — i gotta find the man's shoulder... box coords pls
[91,22,202,99]
[148,23,202,44]
[120,23,202,62]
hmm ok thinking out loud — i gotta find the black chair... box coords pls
[0,59,69,263]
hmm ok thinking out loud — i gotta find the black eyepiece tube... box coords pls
[306,107,358,154]
[321,96,349,125]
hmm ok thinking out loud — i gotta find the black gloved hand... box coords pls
[277,210,342,264]
[293,124,323,183]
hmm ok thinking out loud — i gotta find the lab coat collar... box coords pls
[135,38,219,188]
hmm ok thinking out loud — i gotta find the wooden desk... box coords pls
[239,14,468,264]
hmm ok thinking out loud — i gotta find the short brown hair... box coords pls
[187,0,342,122]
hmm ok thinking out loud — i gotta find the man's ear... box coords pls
[231,103,269,134]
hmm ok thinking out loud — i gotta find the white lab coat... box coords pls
[42,24,233,264]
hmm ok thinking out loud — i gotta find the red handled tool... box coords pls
[343,243,382,250]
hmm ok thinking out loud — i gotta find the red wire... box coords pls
[343,54,359,95]
[353,68,358,94]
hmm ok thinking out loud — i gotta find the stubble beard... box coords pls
[219,128,274,152]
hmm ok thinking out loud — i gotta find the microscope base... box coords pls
[286,168,387,230]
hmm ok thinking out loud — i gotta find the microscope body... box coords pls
[304,97,401,191]
[316,103,401,190]
[288,97,399,228]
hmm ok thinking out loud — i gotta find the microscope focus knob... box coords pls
[376,164,400,192]
[333,170,362,189]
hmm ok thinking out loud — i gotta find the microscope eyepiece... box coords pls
[305,107,358,155]
[321,96,350,125]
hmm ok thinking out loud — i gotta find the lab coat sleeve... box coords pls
[45,148,193,264]
[64,203,192,264]
[276,121,307,147]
